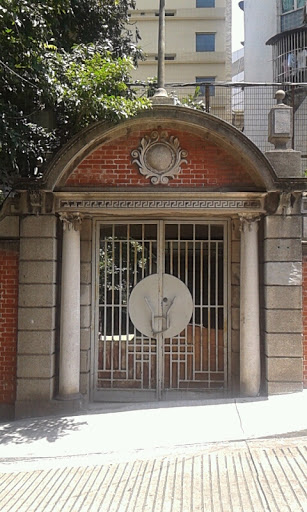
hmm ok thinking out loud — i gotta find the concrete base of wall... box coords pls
[265,381,303,395]
[3,384,304,420]
[14,396,88,420]
[0,404,15,422]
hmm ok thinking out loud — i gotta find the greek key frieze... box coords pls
[58,199,261,210]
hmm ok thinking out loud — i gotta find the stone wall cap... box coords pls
[265,149,301,154]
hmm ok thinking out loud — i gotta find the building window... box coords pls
[196,0,215,7]
[282,0,305,13]
[196,77,215,96]
[196,33,215,52]
[281,0,305,30]
[282,0,294,11]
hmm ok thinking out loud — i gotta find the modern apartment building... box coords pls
[243,0,307,83]
[130,0,232,86]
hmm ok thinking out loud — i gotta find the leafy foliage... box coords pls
[171,87,207,112]
[48,46,149,142]
[99,237,147,305]
[0,0,149,188]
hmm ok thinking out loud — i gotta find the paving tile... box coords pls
[0,438,306,512]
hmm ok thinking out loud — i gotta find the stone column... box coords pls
[58,213,82,398]
[240,215,261,397]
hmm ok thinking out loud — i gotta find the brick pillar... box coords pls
[0,244,19,413]
[302,251,307,387]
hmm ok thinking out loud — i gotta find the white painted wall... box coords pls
[244,0,277,82]
[130,0,231,83]
[243,0,278,151]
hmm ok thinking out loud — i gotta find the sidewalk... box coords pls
[0,392,306,511]
[1,392,306,468]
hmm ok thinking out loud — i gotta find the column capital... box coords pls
[239,214,261,232]
[59,212,83,231]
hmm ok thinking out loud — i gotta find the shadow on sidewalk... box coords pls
[0,417,88,445]
[0,395,271,446]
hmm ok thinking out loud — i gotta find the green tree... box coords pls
[0,0,149,189]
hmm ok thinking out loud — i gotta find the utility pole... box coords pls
[157,0,166,89]
[153,0,174,103]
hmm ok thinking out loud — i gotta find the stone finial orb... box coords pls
[275,90,286,104]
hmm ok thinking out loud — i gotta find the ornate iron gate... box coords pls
[94,221,228,401]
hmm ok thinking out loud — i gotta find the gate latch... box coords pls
[144,296,176,334]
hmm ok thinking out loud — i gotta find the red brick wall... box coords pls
[66,129,256,188]
[0,249,18,404]
[303,255,307,387]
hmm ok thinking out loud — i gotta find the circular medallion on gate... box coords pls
[128,274,193,339]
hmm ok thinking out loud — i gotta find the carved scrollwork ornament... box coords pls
[59,212,83,231]
[29,190,42,215]
[279,192,299,216]
[131,130,188,185]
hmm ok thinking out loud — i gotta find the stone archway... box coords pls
[3,101,304,420]
[43,105,278,402]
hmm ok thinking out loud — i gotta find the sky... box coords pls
[232,0,244,52]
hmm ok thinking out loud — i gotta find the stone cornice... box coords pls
[55,191,267,216]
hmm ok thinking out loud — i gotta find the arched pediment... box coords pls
[42,105,277,192]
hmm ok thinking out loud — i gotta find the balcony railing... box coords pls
[267,27,307,83]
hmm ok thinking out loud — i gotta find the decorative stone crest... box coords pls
[131,131,188,185]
